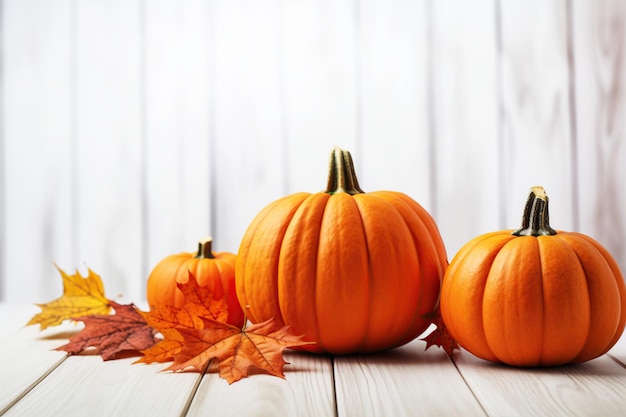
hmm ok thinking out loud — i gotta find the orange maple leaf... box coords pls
[137,272,230,364]
[56,301,159,360]
[167,317,314,384]
[421,307,459,356]
[27,265,111,330]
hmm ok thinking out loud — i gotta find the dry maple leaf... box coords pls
[137,272,230,364]
[56,301,159,360]
[27,265,112,330]
[421,307,459,357]
[167,317,314,384]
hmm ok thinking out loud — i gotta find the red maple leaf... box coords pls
[167,317,314,384]
[421,307,459,357]
[56,301,159,360]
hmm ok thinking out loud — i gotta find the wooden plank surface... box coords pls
[2,0,73,302]
[187,351,335,417]
[3,356,201,417]
[0,305,68,414]
[211,0,286,252]
[430,0,500,257]
[74,0,145,302]
[498,0,576,231]
[2,304,626,416]
[454,348,626,417]
[143,0,214,269]
[357,0,431,205]
[573,0,626,273]
[334,339,485,417]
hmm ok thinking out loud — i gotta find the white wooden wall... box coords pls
[1,0,625,304]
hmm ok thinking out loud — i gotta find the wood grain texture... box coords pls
[430,0,500,258]
[2,0,73,302]
[143,0,213,274]
[334,339,485,417]
[454,349,626,417]
[357,0,430,205]
[3,356,200,417]
[498,0,576,232]
[74,0,144,302]
[211,0,286,253]
[187,351,335,417]
[282,0,359,194]
[573,0,626,273]
[0,314,69,414]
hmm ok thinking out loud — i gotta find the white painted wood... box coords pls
[3,355,200,417]
[187,351,335,417]
[73,0,144,303]
[333,339,485,416]
[454,349,626,417]
[2,0,73,302]
[430,0,500,258]
[211,0,286,253]
[0,317,70,414]
[608,333,626,366]
[282,0,359,194]
[573,0,626,272]
[143,0,213,276]
[357,0,431,207]
[498,0,576,232]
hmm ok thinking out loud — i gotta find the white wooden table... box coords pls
[2,303,626,417]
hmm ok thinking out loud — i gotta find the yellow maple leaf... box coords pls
[27,265,112,330]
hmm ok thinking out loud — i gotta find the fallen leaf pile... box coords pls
[27,266,313,384]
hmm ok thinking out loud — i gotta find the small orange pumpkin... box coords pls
[441,186,626,366]
[235,147,448,354]
[146,237,245,327]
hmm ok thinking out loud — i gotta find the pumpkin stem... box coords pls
[195,237,216,259]
[512,186,557,236]
[325,147,364,195]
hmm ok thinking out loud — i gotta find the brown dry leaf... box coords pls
[167,317,314,384]
[421,307,459,357]
[56,301,159,360]
[27,266,111,330]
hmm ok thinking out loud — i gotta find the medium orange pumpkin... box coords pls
[441,186,626,366]
[146,238,245,328]
[235,147,448,354]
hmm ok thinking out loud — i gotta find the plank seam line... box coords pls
[330,356,339,417]
[0,355,68,416]
[449,355,491,417]
[177,358,212,417]
[607,353,626,370]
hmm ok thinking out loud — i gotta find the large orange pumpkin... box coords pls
[441,186,626,366]
[146,238,245,328]
[236,147,448,354]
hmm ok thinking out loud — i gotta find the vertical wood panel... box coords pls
[574,0,626,271]
[431,0,500,258]
[0,0,5,301]
[74,0,143,302]
[283,0,359,194]
[211,0,285,253]
[498,0,575,231]
[358,0,431,206]
[3,0,73,301]
[143,0,213,277]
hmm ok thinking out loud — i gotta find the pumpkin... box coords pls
[235,147,448,354]
[440,186,626,366]
[146,237,245,328]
